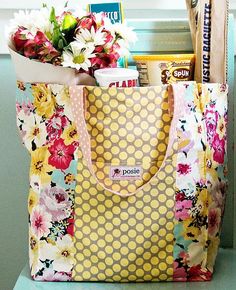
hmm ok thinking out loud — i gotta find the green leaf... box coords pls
[50,7,57,24]
[52,27,61,47]
[48,6,69,51]
[58,39,65,50]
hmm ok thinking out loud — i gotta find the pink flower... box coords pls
[13,28,60,63]
[90,42,120,72]
[78,15,94,30]
[67,217,75,236]
[35,268,71,282]
[21,101,34,116]
[176,192,186,202]
[173,262,187,281]
[179,251,189,265]
[48,138,76,170]
[17,101,33,116]
[91,51,119,71]
[188,265,212,281]
[212,134,225,164]
[12,27,33,52]
[24,31,60,62]
[220,84,227,93]
[177,163,192,175]
[40,186,72,222]
[16,102,21,114]
[31,206,52,238]
[77,13,107,32]
[175,200,192,220]
[205,109,219,146]
[46,108,69,143]
[208,207,221,237]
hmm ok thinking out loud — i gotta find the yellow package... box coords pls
[133,54,195,86]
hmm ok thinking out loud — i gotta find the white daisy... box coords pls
[76,26,106,46]
[62,41,95,71]
[112,22,137,44]
[116,39,131,57]
[7,8,53,37]
[94,12,112,29]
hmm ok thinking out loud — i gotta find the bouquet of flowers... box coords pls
[7,4,137,84]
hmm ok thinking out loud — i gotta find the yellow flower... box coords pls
[62,124,79,145]
[32,84,55,118]
[188,228,208,267]
[29,231,39,275]
[195,189,212,217]
[207,237,220,271]
[193,87,202,112]
[30,147,53,184]
[198,151,206,180]
[206,148,219,182]
[198,84,211,113]
[183,219,200,241]
[59,87,70,106]
[28,189,39,214]
[216,117,226,140]
[178,136,191,151]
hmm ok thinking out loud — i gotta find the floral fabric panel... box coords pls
[201,84,228,273]
[16,82,79,281]
[173,83,228,281]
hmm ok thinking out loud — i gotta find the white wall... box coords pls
[1,0,236,10]
[1,0,186,9]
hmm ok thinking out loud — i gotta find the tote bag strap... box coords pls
[70,85,185,197]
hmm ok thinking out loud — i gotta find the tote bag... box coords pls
[15,81,228,282]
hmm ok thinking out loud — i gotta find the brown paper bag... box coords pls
[186,0,228,83]
[210,0,228,83]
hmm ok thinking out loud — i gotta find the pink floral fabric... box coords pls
[173,83,228,281]
[16,82,78,280]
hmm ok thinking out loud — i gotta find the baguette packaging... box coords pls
[186,0,229,83]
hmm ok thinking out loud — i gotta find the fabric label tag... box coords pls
[110,166,143,180]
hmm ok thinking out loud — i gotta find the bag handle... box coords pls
[69,85,185,197]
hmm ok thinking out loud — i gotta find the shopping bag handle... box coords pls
[69,85,185,197]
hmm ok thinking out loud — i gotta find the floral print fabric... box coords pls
[16,82,78,281]
[173,83,228,281]
[16,82,227,282]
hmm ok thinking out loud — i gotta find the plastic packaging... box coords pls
[94,68,139,87]
[133,54,195,86]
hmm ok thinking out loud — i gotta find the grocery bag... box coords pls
[15,82,228,282]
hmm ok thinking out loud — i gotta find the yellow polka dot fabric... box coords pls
[83,87,171,196]
[73,86,177,282]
